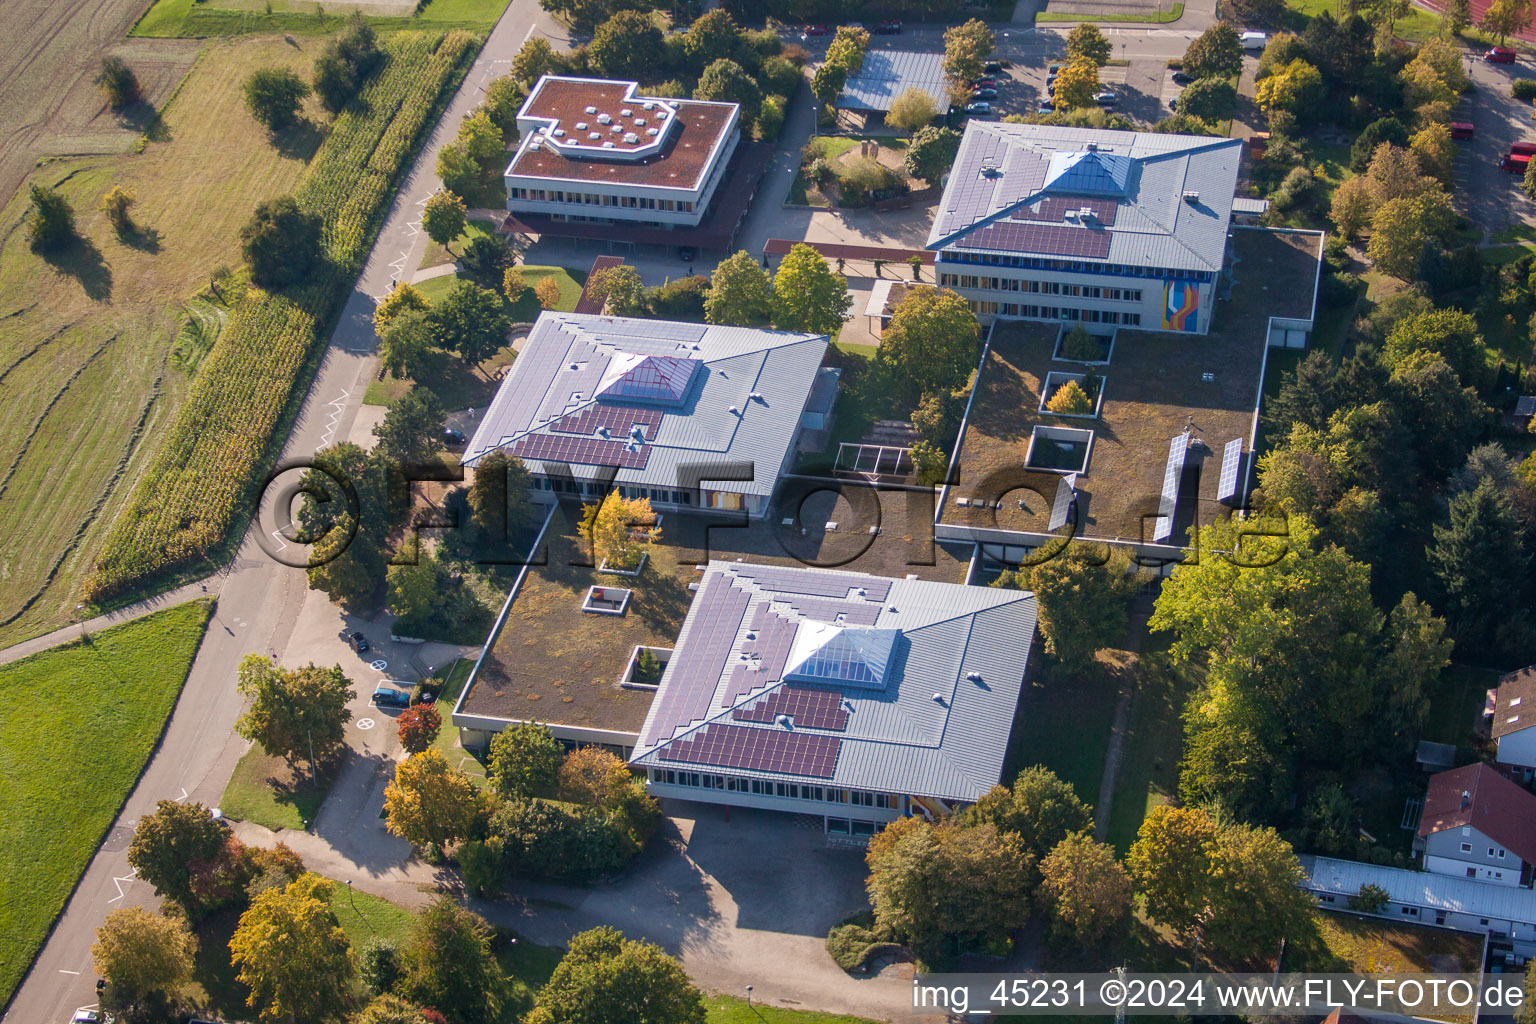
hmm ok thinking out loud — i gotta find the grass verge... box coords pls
[218,746,339,831]
[703,996,883,1024]
[1037,2,1184,21]
[1105,642,1196,853]
[0,599,213,1007]
[416,216,500,272]
[134,0,513,36]
[1002,655,1120,808]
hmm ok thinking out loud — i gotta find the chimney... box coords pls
[1461,790,1472,809]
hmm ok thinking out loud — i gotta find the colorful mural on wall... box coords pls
[1162,280,1199,331]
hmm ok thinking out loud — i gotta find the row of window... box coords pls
[532,475,695,504]
[1317,894,1496,928]
[1460,842,1509,859]
[509,187,695,213]
[650,768,900,808]
[940,274,1142,303]
[965,301,1141,326]
[940,250,1214,283]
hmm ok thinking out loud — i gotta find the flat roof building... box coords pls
[838,50,951,116]
[504,76,740,230]
[929,122,1245,333]
[461,312,830,519]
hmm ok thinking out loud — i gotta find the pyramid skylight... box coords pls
[1042,150,1134,197]
[597,354,700,406]
[784,622,902,690]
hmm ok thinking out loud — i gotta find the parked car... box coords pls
[350,630,369,653]
[372,684,411,709]
[1239,31,1267,49]
[1094,90,1118,107]
[874,18,902,33]
[1169,96,1179,109]
[964,101,993,115]
[1047,62,1062,75]
[444,427,466,446]
[1450,121,1475,140]
[984,60,1004,74]
[1172,70,1194,85]
[804,23,829,35]
[679,245,697,262]
[1512,140,1536,156]
[1486,46,1518,63]
[1501,152,1531,173]
[843,21,864,28]
[972,77,998,88]
[72,1013,101,1024]
[1037,99,1055,113]
[971,87,998,100]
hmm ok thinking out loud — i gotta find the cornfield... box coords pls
[83,30,477,602]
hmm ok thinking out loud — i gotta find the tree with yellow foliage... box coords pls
[383,749,482,856]
[229,873,356,1024]
[580,491,660,570]
[374,281,429,334]
[1053,58,1100,111]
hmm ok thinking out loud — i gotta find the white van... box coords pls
[1240,31,1268,49]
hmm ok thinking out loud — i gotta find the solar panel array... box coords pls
[936,130,1016,236]
[1018,196,1119,226]
[648,576,752,734]
[958,220,1112,260]
[549,403,664,437]
[1154,435,1188,542]
[789,598,881,626]
[730,566,891,602]
[510,432,652,469]
[733,687,850,731]
[659,723,841,778]
[582,318,707,343]
[1049,473,1077,532]
[1218,438,1243,501]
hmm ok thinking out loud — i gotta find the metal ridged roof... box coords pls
[462,313,828,498]
[837,50,952,114]
[631,562,1037,803]
[1301,855,1536,926]
[928,122,1243,272]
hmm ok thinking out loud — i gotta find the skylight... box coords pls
[784,623,903,690]
[596,353,701,406]
[1042,150,1135,197]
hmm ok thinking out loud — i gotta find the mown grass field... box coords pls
[219,746,338,831]
[134,0,512,37]
[0,36,324,651]
[86,29,478,604]
[0,599,213,1007]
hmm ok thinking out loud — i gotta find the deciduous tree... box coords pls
[1066,22,1112,65]
[826,25,871,74]
[557,746,633,806]
[427,280,511,370]
[243,67,310,131]
[423,190,468,254]
[1330,174,1376,238]
[1430,479,1533,655]
[26,184,75,251]
[1381,307,1485,383]
[886,87,938,133]
[1482,0,1532,44]
[525,926,705,1024]
[580,491,658,570]
[943,18,994,86]
[903,125,961,184]
[1125,805,1217,938]
[400,898,503,1024]
[230,873,357,1024]
[1175,77,1236,122]
[512,36,565,85]
[1038,832,1132,946]
[100,185,136,236]
[488,722,563,799]
[384,750,482,854]
[379,309,435,381]
[587,264,647,316]
[96,56,140,109]
[771,243,852,336]
[374,386,448,463]
[92,906,195,1013]
[534,275,562,309]
[1366,189,1454,280]
[1053,57,1100,110]
[1256,58,1323,118]
[993,547,1137,678]
[810,61,847,105]
[466,448,533,546]
[962,765,1093,875]
[240,195,323,289]
[874,286,981,402]
[1204,823,1315,960]
[694,59,762,121]
[235,656,355,774]
[376,281,430,333]
[682,8,743,71]
[1181,22,1243,79]
[704,249,774,325]
[589,10,663,79]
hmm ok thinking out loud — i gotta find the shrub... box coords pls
[1349,882,1391,912]
[457,837,504,898]
[100,185,135,236]
[1269,165,1315,211]
[460,233,515,285]
[313,12,384,113]
[489,799,637,884]
[1046,379,1094,414]
[835,156,897,206]
[756,93,786,142]
[648,275,709,320]
[240,195,323,289]
[244,67,311,132]
[397,704,441,754]
[1060,325,1102,361]
[760,55,802,97]
[1515,79,1536,100]
[95,56,140,109]
[911,439,948,486]
[26,184,75,252]
[359,938,401,994]
[534,276,561,309]
[633,649,662,683]
[826,912,901,973]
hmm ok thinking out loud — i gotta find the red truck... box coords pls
[1502,152,1531,173]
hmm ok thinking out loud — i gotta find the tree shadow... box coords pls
[43,235,112,301]
[118,223,163,253]
[119,100,170,143]
[271,117,328,162]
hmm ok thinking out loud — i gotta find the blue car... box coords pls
[372,685,410,709]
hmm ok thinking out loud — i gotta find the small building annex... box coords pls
[928,122,1245,334]
[460,312,830,519]
[837,50,951,117]
[504,76,739,230]
[1415,762,1536,887]
[628,561,1036,837]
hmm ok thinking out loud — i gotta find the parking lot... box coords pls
[1454,53,1536,242]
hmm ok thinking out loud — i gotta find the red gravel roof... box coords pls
[508,77,737,191]
[1418,762,1536,864]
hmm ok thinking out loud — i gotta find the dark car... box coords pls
[350,631,369,653]
[804,23,830,35]
[679,245,697,262]
[1095,90,1118,107]
[984,60,1004,74]
[874,18,902,33]
[963,101,993,116]
[1172,70,1194,84]
[971,87,998,100]
[372,684,410,709]
[444,427,466,446]
[1486,46,1518,63]
[1169,96,1179,109]
[1037,99,1055,113]
[1047,62,1062,75]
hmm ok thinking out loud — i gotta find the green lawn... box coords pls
[703,996,882,1024]
[1105,642,1197,853]
[430,657,492,785]
[1003,656,1121,809]
[0,599,214,1007]
[326,881,418,948]
[219,745,337,831]
[417,217,500,272]
[1037,2,1184,22]
[134,0,512,36]
[1282,0,1443,42]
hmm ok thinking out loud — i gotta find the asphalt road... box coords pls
[0,2,567,1020]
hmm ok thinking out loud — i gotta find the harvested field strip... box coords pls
[84,29,477,602]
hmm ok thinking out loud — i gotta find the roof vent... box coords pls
[588,132,601,140]
[552,129,565,137]
[529,141,542,151]
[749,391,763,401]
[966,671,983,682]
[623,133,639,144]
[598,426,610,438]
[598,113,612,125]
[602,141,615,148]
[1461,790,1472,808]
[642,101,654,110]
[611,124,623,133]
[932,692,945,704]
[1086,142,1099,152]
[584,105,597,114]
[1064,209,1080,222]
[775,713,793,729]
[980,164,1002,179]
[635,117,647,126]
[575,122,588,130]
[728,405,740,416]
[630,424,645,441]
[1183,190,1200,203]
[621,108,633,116]
[646,127,659,136]
[657,108,670,119]
[1202,371,1215,383]
[1078,206,1094,220]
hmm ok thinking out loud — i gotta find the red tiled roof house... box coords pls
[504,76,740,230]
[1416,762,1536,887]
[1492,666,1536,777]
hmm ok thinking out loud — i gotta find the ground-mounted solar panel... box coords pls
[1049,473,1077,532]
[1154,435,1188,543]
[659,723,841,778]
[733,686,849,731]
[1218,438,1244,502]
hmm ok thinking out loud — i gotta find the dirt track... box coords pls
[0,0,199,207]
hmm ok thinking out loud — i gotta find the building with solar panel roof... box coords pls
[929,122,1244,334]
[628,561,1037,838]
[460,311,830,518]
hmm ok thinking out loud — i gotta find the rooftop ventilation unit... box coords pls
[749,391,763,401]
[588,131,601,140]
[728,405,740,415]
[932,692,945,704]
[1201,371,1215,383]
[1078,206,1094,220]
[980,164,1002,178]
[966,671,983,682]
[584,105,597,114]
[657,108,670,119]
[552,129,565,137]
[1063,209,1080,222]
[529,141,542,151]
[620,108,633,116]
[634,117,646,126]
[597,113,612,124]
[602,141,615,148]
[775,714,793,728]
[623,132,639,144]
[642,101,654,110]
[646,127,659,136]
[575,122,588,130]
[611,124,622,133]
[1086,142,1099,151]
[1183,190,1200,203]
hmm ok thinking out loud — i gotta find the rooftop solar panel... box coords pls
[549,404,664,437]
[1154,434,1188,542]
[1218,438,1243,502]
[1017,196,1119,226]
[789,599,882,626]
[659,723,841,778]
[731,566,891,602]
[733,687,849,731]
[958,220,1112,259]
[648,576,751,735]
[509,432,652,469]
[1049,473,1076,532]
